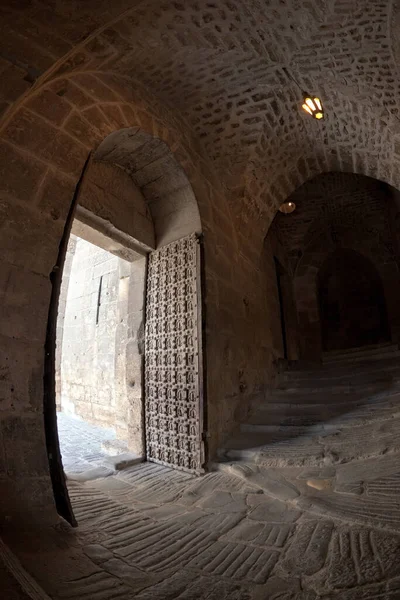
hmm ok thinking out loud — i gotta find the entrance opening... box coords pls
[318,248,390,352]
[43,127,204,524]
[56,224,147,474]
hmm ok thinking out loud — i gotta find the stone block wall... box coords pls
[57,234,146,455]
[262,226,299,364]
[78,161,155,252]
[59,236,121,427]
[56,236,76,411]
[115,256,146,455]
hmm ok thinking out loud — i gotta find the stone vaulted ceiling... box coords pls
[2,0,400,241]
[271,172,394,271]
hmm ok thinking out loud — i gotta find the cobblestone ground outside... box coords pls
[57,412,116,473]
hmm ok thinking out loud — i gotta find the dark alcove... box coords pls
[318,248,390,351]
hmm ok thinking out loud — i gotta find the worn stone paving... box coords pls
[51,350,400,598]
[7,454,400,599]
[4,452,382,600]
[10,357,400,598]
[45,455,400,600]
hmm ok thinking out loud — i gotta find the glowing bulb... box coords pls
[279,202,296,214]
[301,93,324,120]
[305,97,316,111]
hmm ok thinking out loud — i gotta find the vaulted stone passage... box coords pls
[4,1,400,598]
[266,172,400,361]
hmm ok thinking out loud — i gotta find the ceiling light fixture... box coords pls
[279,201,296,214]
[302,95,324,120]
[282,67,324,120]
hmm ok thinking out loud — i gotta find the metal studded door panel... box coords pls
[145,234,204,474]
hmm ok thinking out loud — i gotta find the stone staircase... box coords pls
[218,342,400,468]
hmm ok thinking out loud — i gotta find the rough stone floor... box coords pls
[7,453,400,599]
[6,350,400,599]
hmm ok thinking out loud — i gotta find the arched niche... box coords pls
[317,248,390,352]
[93,127,202,248]
[294,234,400,360]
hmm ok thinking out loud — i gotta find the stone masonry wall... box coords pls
[78,161,156,252]
[262,226,299,366]
[60,236,121,428]
[0,71,219,524]
[58,232,147,455]
[115,255,146,455]
[56,237,76,411]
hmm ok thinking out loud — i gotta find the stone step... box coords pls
[257,389,400,407]
[255,398,363,410]
[213,462,300,500]
[242,423,340,434]
[278,379,400,393]
[275,380,400,394]
[218,432,283,462]
[221,348,400,470]
[322,348,400,365]
[276,382,400,396]
[280,358,400,383]
[322,354,400,368]
[249,401,361,422]
[218,430,322,465]
[322,341,395,358]
[257,388,400,407]
[219,415,400,468]
[244,403,398,430]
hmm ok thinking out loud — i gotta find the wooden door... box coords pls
[145,234,205,474]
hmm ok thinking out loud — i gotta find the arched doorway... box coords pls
[318,249,390,352]
[45,127,205,525]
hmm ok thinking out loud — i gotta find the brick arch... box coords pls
[0,69,228,229]
[0,68,239,525]
[294,228,400,359]
[93,127,202,247]
[0,70,222,277]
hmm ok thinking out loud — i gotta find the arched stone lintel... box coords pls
[72,206,150,261]
[94,127,202,248]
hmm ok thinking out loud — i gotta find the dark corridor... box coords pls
[318,248,390,352]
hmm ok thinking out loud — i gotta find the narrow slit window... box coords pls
[96,275,103,325]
